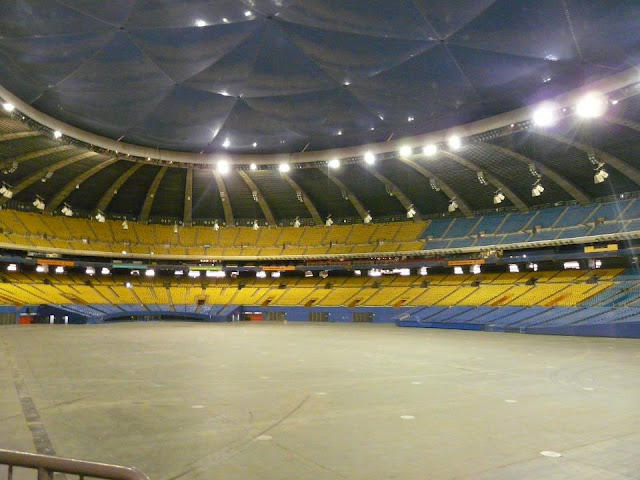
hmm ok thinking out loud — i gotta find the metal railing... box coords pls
[0,449,149,480]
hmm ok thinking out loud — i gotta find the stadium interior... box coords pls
[1,1,639,479]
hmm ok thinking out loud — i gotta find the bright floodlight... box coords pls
[532,103,557,127]
[252,220,260,231]
[576,92,607,119]
[2,103,14,112]
[364,151,375,165]
[423,144,437,156]
[363,212,372,224]
[53,130,62,139]
[194,19,207,27]
[145,269,155,277]
[256,271,267,279]
[101,267,110,275]
[447,136,461,150]
[86,267,95,276]
[222,138,230,148]
[399,145,412,157]
[594,168,609,184]
[448,200,458,212]
[55,266,65,274]
[36,265,46,273]
[328,158,340,169]
[249,163,257,171]
[244,10,252,16]
[7,264,17,272]
[278,162,290,173]
[217,160,230,174]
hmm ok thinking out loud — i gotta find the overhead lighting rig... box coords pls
[0,182,13,199]
[32,195,45,210]
[493,190,505,204]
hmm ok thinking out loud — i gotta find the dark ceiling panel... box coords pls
[150,167,186,219]
[106,164,160,218]
[377,159,451,215]
[288,168,357,219]
[65,159,134,213]
[15,156,104,205]
[334,164,405,217]
[247,170,309,220]
[192,168,224,221]
[222,170,264,222]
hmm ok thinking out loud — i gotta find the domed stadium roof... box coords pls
[0,1,639,224]
[0,0,637,154]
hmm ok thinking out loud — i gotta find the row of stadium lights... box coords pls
[7,260,599,277]
[0,90,613,221]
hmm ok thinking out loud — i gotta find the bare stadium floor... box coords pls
[1,322,639,480]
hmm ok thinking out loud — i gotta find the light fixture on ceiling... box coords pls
[173,223,178,234]
[145,269,155,277]
[244,10,252,17]
[222,138,230,148]
[576,92,607,119]
[363,211,372,224]
[336,130,342,136]
[328,158,340,169]
[53,130,62,139]
[364,151,375,165]
[252,220,260,231]
[532,103,558,127]
[36,265,47,273]
[256,271,267,279]
[7,263,17,272]
[61,204,73,217]
[423,144,437,156]
[0,183,13,199]
[493,190,505,204]
[407,116,414,122]
[2,102,14,112]
[293,216,301,228]
[448,199,458,212]
[95,211,106,223]
[477,171,487,185]
[429,178,440,191]
[399,145,412,157]
[252,142,257,148]
[325,215,333,227]
[121,219,128,230]
[222,17,229,23]
[217,160,230,174]
[594,166,609,184]
[278,162,290,173]
[249,163,257,170]
[101,267,110,275]
[447,135,461,150]
[32,195,45,210]
[531,180,545,197]
[406,205,416,219]
[213,220,220,231]
[194,19,207,27]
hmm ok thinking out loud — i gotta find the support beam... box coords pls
[483,143,591,205]
[439,150,529,212]
[281,173,323,224]
[45,158,118,213]
[237,170,276,225]
[366,169,422,220]
[0,151,98,207]
[0,131,41,143]
[534,130,640,186]
[0,145,72,171]
[212,170,234,225]
[398,157,473,216]
[183,167,193,226]
[95,162,144,213]
[138,166,168,223]
[604,115,640,133]
[317,169,368,219]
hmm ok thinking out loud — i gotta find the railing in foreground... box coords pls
[0,449,149,480]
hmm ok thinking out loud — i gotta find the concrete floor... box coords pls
[1,322,639,480]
